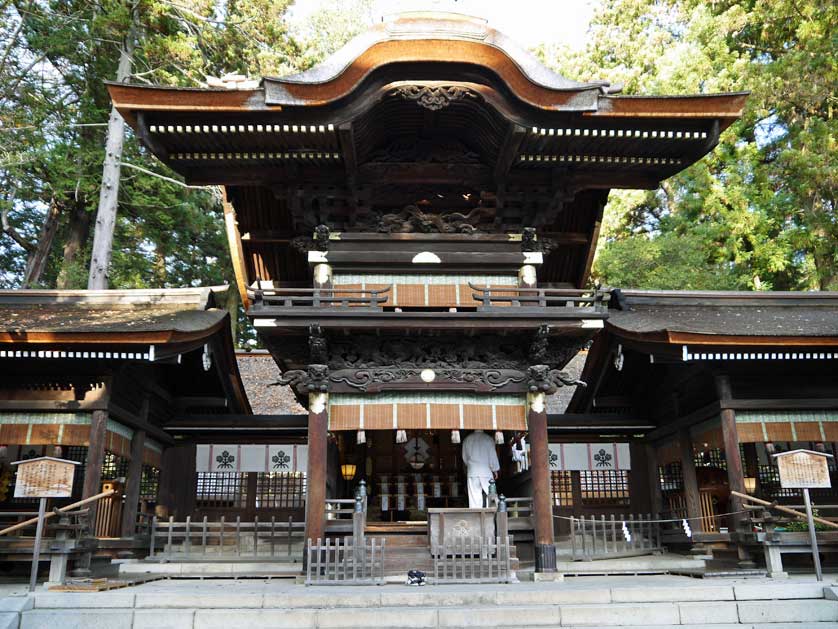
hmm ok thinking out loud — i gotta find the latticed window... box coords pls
[694,448,726,470]
[196,473,248,508]
[550,470,573,507]
[255,472,306,509]
[102,451,130,480]
[140,465,160,502]
[658,462,683,494]
[580,470,630,506]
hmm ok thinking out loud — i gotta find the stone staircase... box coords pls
[5,577,838,628]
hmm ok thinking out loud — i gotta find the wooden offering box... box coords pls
[428,508,496,556]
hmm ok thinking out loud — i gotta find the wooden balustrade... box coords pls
[468,283,609,312]
[250,286,391,310]
[305,537,385,585]
[432,535,513,584]
[570,513,662,560]
[149,515,305,560]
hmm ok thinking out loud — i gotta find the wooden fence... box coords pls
[305,537,385,585]
[432,535,513,584]
[570,513,662,560]
[149,515,305,560]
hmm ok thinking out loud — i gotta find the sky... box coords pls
[289,0,600,50]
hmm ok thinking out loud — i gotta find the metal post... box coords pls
[803,488,823,581]
[29,497,47,592]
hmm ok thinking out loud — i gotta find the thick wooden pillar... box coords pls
[678,429,703,533]
[528,393,556,572]
[157,446,177,517]
[83,409,108,525]
[716,375,746,528]
[120,429,145,538]
[305,392,328,544]
[629,442,651,513]
[645,443,664,516]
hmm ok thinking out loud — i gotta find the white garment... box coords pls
[462,430,500,508]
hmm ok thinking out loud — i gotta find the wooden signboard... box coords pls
[775,450,832,489]
[12,457,78,498]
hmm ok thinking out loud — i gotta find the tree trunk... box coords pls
[56,201,92,289]
[87,11,136,289]
[22,197,61,287]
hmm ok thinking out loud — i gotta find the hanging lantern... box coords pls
[356,430,366,445]
[451,430,461,444]
[396,429,408,444]
[495,431,505,445]
[340,464,357,480]
[765,442,776,454]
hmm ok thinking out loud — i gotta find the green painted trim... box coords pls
[0,412,91,425]
[736,411,838,424]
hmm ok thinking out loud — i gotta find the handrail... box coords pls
[0,489,115,537]
[468,283,609,310]
[251,285,392,310]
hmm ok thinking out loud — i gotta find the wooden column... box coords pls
[157,446,177,517]
[629,441,651,513]
[645,444,664,516]
[716,375,746,528]
[83,409,108,525]
[528,393,556,572]
[120,429,145,538]
[305,392,329,545]
[678,429,703,533]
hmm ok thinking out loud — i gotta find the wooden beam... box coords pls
[337,123,357,179]
[83,409,108,526]
[305,394,328,546]
[529,399,556,572]
[120,424,146,537]
[108,402,175,445]
[721,398,838,411]
[716,375,746,530]
[494,123,526,181]
[0,400,108,412]
[645,401,721,442]
[678,428,703,533]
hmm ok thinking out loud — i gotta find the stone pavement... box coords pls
[1,574,837,628]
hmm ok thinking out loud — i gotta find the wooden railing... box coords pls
[251,286,391,310]
[305,537,385,585]
[570,513,662,560]
[148,515,305,560]
[432,535,513,584]
[468,284,609,312]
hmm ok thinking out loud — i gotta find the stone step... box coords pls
[15,599,838,628]
[118,561,303,577]
[9,579,835,628]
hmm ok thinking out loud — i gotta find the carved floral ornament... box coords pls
[391,85,479,111]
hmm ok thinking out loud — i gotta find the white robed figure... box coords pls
[461,429,500,508]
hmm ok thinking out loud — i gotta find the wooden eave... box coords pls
[0,317,226,345]
[601,323,838,348]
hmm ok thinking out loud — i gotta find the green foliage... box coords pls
[540,0,837,291]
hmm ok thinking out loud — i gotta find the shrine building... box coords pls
[1,12,837,578]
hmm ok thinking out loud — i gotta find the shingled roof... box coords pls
[607,289,838,342]
[0,287,229,342]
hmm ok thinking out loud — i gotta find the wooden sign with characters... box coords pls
[774,449,832,489]
[12,456,78,498]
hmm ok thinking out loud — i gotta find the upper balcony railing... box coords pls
[468,283,609,313]
[249,283,608,315]
[252,286,391,310]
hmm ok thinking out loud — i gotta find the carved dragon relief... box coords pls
[274,364,330,394]
[329,368,526,392]
[391,85,480,111]
[353,204,495,234]
[526,364,586,395]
